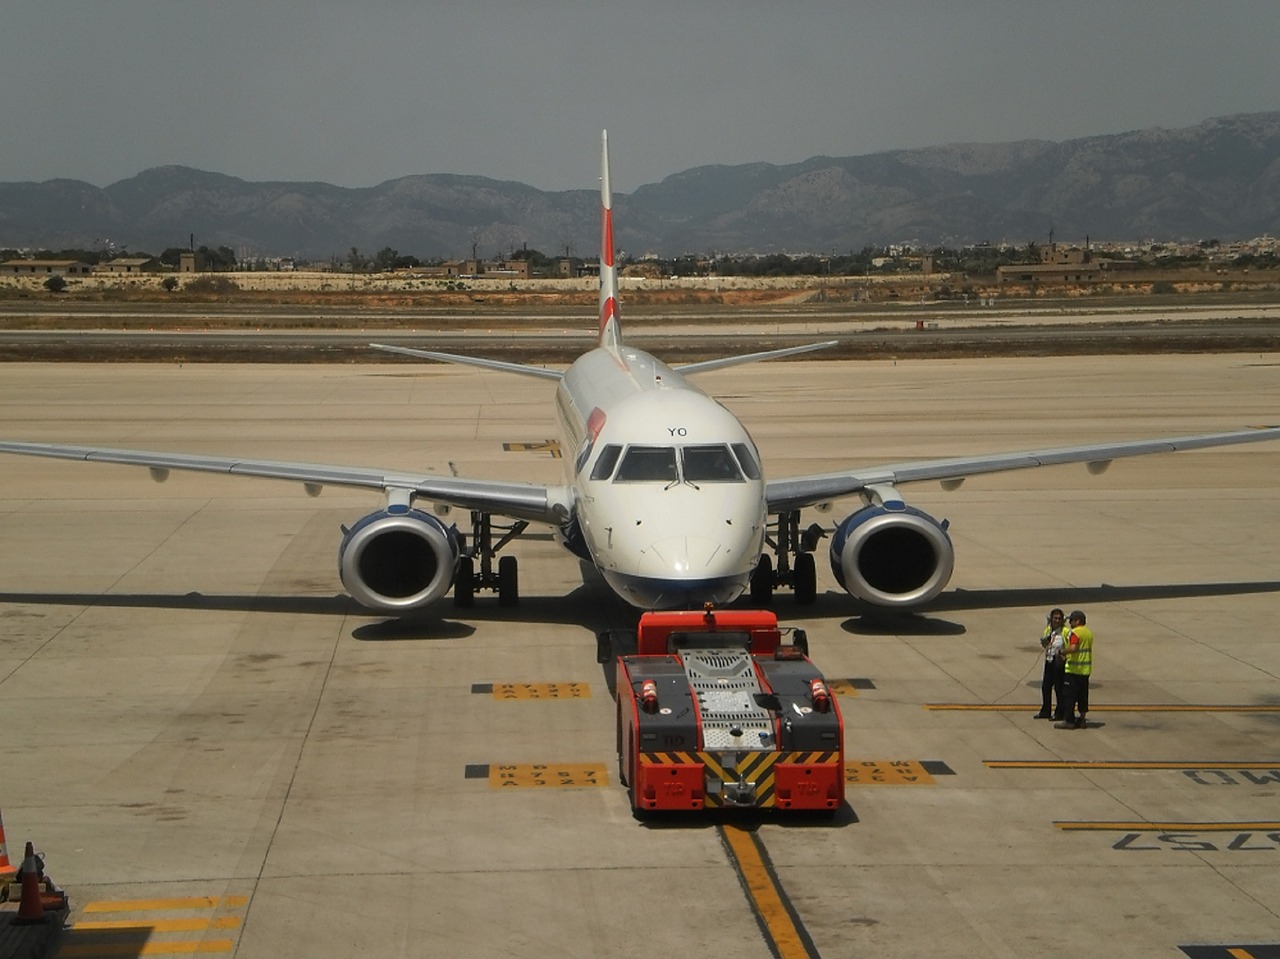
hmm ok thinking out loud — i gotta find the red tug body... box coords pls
[615,608,845,813]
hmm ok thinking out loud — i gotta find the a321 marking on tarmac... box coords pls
[468,763,610,788]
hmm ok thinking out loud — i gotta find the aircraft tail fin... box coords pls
[598,130,622,352]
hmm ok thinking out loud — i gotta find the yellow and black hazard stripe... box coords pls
[638,751,839,808]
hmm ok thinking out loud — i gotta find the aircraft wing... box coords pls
[370,343,564,380]
[0,440,571,525]
[764,426,1280,513]
[675,341,839,375]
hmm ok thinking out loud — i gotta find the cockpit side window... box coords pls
[589,444,623,480]
[614,446,678,482]
[681,444,744,482]
[731,442,762,480]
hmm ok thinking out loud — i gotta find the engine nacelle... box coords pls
[339,507,461,613]
[829,503,954,608]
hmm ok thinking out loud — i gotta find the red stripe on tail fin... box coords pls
[598,130,621,351]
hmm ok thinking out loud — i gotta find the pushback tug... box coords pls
[614,607,844,813]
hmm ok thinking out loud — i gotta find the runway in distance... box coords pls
[3,131,1280,618]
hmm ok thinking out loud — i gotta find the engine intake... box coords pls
[829,504,954,608]
[339,507,460,613]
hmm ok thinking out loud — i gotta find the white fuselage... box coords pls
[554,344,767,609]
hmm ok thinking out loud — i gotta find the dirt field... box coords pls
[3,265,1278,314]
[2,268,1279,363]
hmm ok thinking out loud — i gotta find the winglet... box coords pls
[598,130,622,352]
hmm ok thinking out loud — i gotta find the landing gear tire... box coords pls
[498,555,519,607]
[750,555,774,605]
[794,552,817,605]
[453,555,475,607]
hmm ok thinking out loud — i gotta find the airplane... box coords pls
[2,130,1280,618]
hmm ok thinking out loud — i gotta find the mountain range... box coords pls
[2,112,1278,259]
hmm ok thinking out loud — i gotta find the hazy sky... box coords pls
[4,0,1277,193]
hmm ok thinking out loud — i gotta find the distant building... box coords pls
[996,262,1103,284]
[98,256,161,275]
[1,259,94,276]
[414,261,464,279]
[455,258,532,279]
[996,240,1102,284]
[488,258,531,280]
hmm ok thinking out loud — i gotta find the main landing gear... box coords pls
[453,510,527,608]
[750,509,824,605]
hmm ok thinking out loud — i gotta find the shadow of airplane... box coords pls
[823,580,1280,636]
[927,580,1280,611]
[2,579,1274,635]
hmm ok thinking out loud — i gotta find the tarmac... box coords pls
[1,352,1279,958]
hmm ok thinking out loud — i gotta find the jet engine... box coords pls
[338,507,461,613]
[829,503,954,608]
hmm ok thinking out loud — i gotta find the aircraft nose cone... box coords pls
[640,536,740,577]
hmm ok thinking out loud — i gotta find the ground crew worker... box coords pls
[1036,608,1066,719]
[1057,610,1094,729]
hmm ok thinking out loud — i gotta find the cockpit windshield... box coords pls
[589,444,623,480]
[605,443,751,484]
[681,445,745,482]
[615,446,678,482]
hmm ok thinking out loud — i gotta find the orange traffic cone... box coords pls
[0,808,14,880]
[10,842,48,926]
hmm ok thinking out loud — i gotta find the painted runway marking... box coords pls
[60,896,247,958]
[468,759,953,788]
[826,678,874,697]
[719,824,821,959]
[60,944,235,956]
[845,760,953,785]
[468,763,610,787]
[83,898,247,913]
[986,761,1280,770]
[73,918,241,933]
[472,681,591,699]
[928,703,1280,712]
[1056,821,1280,831]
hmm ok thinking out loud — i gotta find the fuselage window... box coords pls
[589,444,623,480]
[681,444,745,482]
[731,442,762,480]
[614,446,678,482]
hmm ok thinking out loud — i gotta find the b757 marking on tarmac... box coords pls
[466,763,610,787]
[472,682,591,699]
[845,760,954,785]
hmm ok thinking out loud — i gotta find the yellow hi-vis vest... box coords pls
[1064,626,1093,676]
